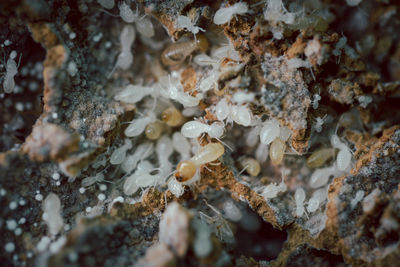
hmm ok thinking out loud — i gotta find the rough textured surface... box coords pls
[1,0,399,266]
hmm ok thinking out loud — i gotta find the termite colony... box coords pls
[2,0,372,250]
[76,0,358,232]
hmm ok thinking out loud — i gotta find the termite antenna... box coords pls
[203,165,215,174]
[162,170,176,183]
[216,137,233,152]
[100,8,119,17]
[310,67,316,81]
[204,200,221,215]
[16,53,22,68]
[237,164,249,176]
[107,63,118,79]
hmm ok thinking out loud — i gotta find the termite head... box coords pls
[175,160,197,182]
[195,34,209,52]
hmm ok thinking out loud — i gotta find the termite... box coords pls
[239,157,261,177]
[181,120,224,139]
[306,148,336,168]
[213,2,249,25]
[81,173,110,187]
[175,142,224,182]
[110,139,132,165]
[162,106,183,127]
[123,161,160,195]
[294,187,306,217]
[121,142,154,173]
[161,34,209,66]
[3,53,20,93]
[330,134,352,171]
[269,138,286,165]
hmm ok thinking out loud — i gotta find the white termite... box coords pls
[159,75,202,107]
[3,56,19,94]
[215,98,230,122]
[198,71,219,93]
[309,166,336,189]
[294,187,306,217]
[264,0,296,25]
[176,15,205,35]
[109,25,135,77]
[110,139,132,165]
[135,17,155,38]
[330,134,345,149]
[336,146,352,171]
[119,2,138,23]
[261,172,287,199]
[330,134,352,171]
[255,142,269,163]
[312,93,321,109]
[314,115,326,133]
[222,201,242,222]
[259,119,280,145]
[279,126,291,141]
[213,2,249,25]
[124,112,156,137]
[172,132,191,160]
[156,135,173,178]
[123,161,160,195]
[119,2,154,38]
[42,193,64,236]
[181,121,224,139]
[246,126,261,147]
[211,42,241,62]
[306,188,327,213]
[122,142,154,173]
[114,84,158,104]
[231,105,252,126]
[81,173,107,187]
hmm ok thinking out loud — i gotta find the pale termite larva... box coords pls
[306,148,336,168]
[145,121,163,140]
[240,157,261,177]
[269,138,286,165]
[162,106,183,127]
